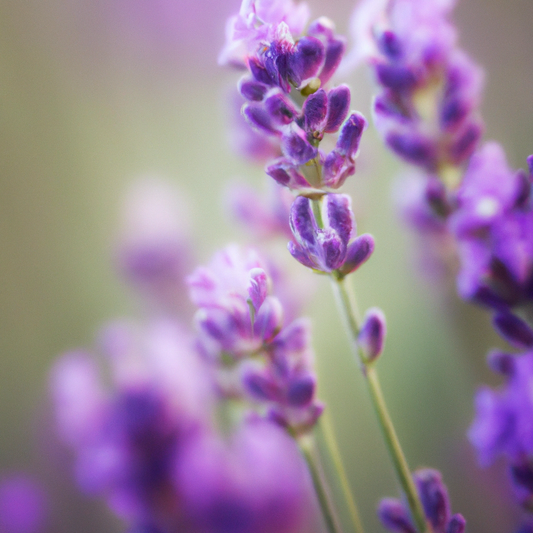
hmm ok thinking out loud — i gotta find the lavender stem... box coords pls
[319,411,366,533]
[331,275,428,533]
[298,435,345,533]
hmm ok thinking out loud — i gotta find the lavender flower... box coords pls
[378,469,465,533]
[50,319,213,529]
[352,0,484,173]
[188,244,322,433]
[288,193,374,274]
[177,419,312,533]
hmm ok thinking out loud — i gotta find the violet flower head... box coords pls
[378,468,465,533]
[0,475,47,533]
[187,245,283,360]
[50,319,213,529]
[352,0,484,172]
[288,193,374,274]
[177,419,312,533]
[451,143,533,315]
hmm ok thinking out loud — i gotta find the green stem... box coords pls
[331,275,428,533]
[299,436,345,533]
[319,412,366,533]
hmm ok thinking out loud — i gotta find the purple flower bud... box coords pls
[302,88,328,133]
[289,194,358,273]
[414,469,450,533]
[243,370,282,403]
[323,149,355,189]
[358,307,386,362]
[287,373,316,407]
[493,312,533,349]
[238,77,268,102]
[281,127,318,164]
[289,36,325,86]
[265,93,298,126]
[527,154,533,177]
[375,63,417,92]
[324,85,351,133]
[265,157,311,189]
[339,234,375,275]
[248,268,268,312]
[376,30,403,60]
[447,121,483,165]
[253,296,283,342]
[377,498,416,533]
[386,131,437,170]
[336,112,367,158]
[510,460,533,495]
[319,37,346,85]
[446,514,466,533]
[242,104,280,136]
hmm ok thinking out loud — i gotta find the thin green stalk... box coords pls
[331,275,428,533]
[319,412,366,533]
[299,436,345,533]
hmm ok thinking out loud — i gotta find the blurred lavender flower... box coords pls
[288,193,374,275]
[50,319,213,530]
[0,475,47,533]
[378,469,465,533]
[351,0,484,174]
[116,178,194,316]
[177,419,312,533]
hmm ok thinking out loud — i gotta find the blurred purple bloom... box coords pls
[0,475,47,533]
[351,0,484,170]
[50,319,213,528]
[288,194,374,274]
[378,468,465,533]
[358,307,387,362]
[177,420,312,533]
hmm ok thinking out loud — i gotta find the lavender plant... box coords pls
[32,0,533,533]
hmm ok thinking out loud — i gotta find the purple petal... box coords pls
[281,128,318,164]
[248,56,275,86]
[323,150,355,189]
[317,229,346,271]
[319,37,346,85]
[486,350,515,376]
[247,268,268,312]
[289,196,317,246]
[242,104,280,136]
[448,121,483,164]
[264,93,298,126]
[414,469,450,533]
[357,307,386,362]
[242,371,281,403]
[254,296,283,341]
[287,374,316,407]
[376,30,403,60]
[493,312,533,349]
[375,63,417,92]
[302,89,328,132]
[265,157,311,189]
[336,112,367,159]
[527,154,533,177]
[339,234,375,275]
[287,241,317,269]
[446,515,466,533]
[323,194,354,245]
[238,78,268,102]
[324,85,351,133]
[289,36,325,86]
[378,498,416,533]
[386,131,437,170]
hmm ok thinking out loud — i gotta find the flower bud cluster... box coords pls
[187,245,323,434]
[353,0,484,173]
[378,469,465,533]
[222,0,368,193]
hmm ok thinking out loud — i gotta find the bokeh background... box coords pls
[1,0,533,531]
